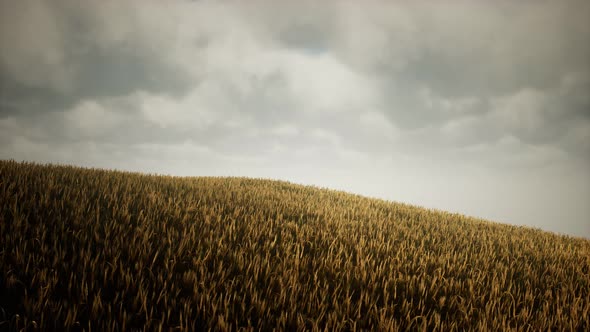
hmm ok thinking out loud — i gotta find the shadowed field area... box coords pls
[1,160,589,331]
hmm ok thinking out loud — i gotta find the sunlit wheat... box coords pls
[1,160,589,331]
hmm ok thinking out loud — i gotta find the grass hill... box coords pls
[1,159,589,331]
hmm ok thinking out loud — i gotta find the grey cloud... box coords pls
[0,0,193,118]
[398,1,589,98]
[278,19,334,54]
[358,0,590,154]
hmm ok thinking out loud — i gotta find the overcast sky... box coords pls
[1,0,589,238]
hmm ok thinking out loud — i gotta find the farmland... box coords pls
[1,159,589,331]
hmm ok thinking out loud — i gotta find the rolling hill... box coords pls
[1,159,589,331]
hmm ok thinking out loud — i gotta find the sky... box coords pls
[1,0,589,238]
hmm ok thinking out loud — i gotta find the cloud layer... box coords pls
[1,0,589,238]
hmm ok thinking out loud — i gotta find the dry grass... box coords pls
[1,159,589,331]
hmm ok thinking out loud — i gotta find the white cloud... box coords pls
[271,124,300,137]
[309,128,341,146]
[64,100,124,137]
[491,88,548,135]
[281,52,377,113]
[419,87,480,115]
[359,110,398,141]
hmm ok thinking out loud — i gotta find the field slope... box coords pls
[1,160,589,331]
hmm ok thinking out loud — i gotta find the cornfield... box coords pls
[1,159,589,331]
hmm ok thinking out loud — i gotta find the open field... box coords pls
[1,159,589,331]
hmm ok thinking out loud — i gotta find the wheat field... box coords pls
[1,160,589,331]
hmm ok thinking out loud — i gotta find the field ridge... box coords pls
[1,159,589,331]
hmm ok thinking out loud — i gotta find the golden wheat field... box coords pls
[1,160,589,331]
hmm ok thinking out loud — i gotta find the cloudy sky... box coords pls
[1,0,589,238]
